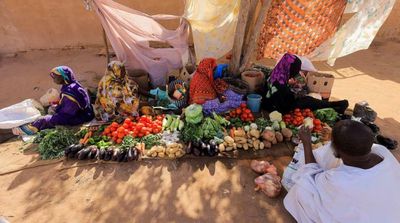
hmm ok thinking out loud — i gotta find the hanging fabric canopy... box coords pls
[307,0,396,65]
[257,0,396,65]
[92,0,190,86]
[183,0,241,63]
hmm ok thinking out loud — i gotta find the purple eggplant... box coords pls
[77,147,91,160]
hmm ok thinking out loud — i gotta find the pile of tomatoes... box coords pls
[283,108,323,132]
[225,103,255,122]
[102,115,164,143]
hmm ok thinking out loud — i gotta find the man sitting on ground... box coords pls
[284,120,400,223]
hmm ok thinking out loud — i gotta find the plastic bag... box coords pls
[39,88,60,106]
[250,160,278,175]
[0,99,43,129]
[254,173,282,198]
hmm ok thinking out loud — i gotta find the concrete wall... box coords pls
[0,0,399,54]
[0,0,183,54]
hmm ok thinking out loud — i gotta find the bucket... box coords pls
[247,94,262,113]
[241,70,264,92]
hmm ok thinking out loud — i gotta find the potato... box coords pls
[233,143,237,150]
[168,154,175,159]
[151,152,157,157]
[146,150,153,156]
[247,139,253,144]
[226,146,233,151]
[234,137,247,144]
[275,132,284,142]
[175,150,184,157]
[224,136,235,144]
[236,143,243,148]
[158,152,165,158]
[259,142,265,150]
[234,129,246,137]
[271,137,277,145]
[219,144,226,152]
[243,143,249,150]
[263,140,272,149]
[249,129,260,138]
[253,140,260,150]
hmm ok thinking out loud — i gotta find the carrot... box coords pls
[230,128,235,138]
[81,131,93,145]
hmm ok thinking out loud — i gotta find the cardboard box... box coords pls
[306,72,334,99]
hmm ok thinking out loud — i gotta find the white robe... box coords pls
[284,144,400,223]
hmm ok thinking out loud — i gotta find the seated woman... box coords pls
[13,66,94,135]
[284,120,400,222]
[94,61,139,122]
[262,53,349,114]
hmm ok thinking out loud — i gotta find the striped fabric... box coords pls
[257,0,347,59]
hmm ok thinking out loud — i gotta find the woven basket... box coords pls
[257,0,347,59]
[222,77,249,95]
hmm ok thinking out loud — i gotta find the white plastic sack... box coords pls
[0,99,43,129]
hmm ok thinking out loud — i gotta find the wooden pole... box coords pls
[242,0,259,56]
[239,0,271,73]
[228,0,251,76]
[102,28,110,65]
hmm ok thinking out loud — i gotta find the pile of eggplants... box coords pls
[186,139,219,157]
[64,144,140,162]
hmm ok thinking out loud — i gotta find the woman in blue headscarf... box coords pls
[14,66,94,135]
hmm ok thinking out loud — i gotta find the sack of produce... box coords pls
[254,173,282,198]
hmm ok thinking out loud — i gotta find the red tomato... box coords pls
[248,113,254,119]
[111,122,119,128]
[104,128,111,134]
[304,108,311,113]
[122,123,129,129]
[313,119,321,125]
[240,103,247,108]
[137,123,145,128]
[156,115,163,121]
[241,113,248,119]
[236,108,242,114]
[124,118,132,124]
[112,136,117,142]
[124,129,129,135]
[144,131,150,136]
[117,133,125,139]
[294,108,301,113]
[112,131,118,137]
[138,133,144,138]
[244,109,251,114]
[116,138,122,144]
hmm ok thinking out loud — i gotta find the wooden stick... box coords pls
[242,0,259,56]
[239,0,271,73]
[102,28,110,65]
[0,160,63,176]
[228,0,252,76]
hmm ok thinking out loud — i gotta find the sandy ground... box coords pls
[0,40,399,222]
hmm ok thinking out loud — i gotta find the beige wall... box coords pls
[0,0,183,54]
[0,0,399,54]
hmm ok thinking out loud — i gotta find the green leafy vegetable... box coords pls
[201,117,222,140]
[140,134,161,150]
[314,108,338,126]
[181,123,203,142]
[213,112,230,127]
[37,127,78,159]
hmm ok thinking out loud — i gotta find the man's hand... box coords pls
[299,126,316,164]
[299,126,312,145]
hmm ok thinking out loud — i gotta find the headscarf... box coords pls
[50,66,91,109]
[189,58,218,104]
[94,61,139,121]
[268,53,302,85]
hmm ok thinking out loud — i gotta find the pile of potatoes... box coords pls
[218,136,236,152]
[262,127,293,148]
[146,143,185,159]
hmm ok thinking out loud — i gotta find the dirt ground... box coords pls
[0,40,399,223]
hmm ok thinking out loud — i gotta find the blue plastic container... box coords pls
[247,94,262,113]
